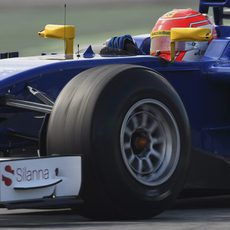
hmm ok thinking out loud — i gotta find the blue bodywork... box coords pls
[0,0,230,163]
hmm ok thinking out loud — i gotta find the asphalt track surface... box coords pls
[0,196,230,229]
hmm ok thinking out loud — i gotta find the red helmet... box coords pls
[150,9,217,61]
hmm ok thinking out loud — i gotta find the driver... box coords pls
[101,8,216,61]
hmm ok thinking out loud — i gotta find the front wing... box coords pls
[0,156,81,204]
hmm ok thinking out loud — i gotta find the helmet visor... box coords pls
[150,36,171,54]
[150,36,187,55]
[150,36,209,56]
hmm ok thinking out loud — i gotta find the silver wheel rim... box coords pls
[120,99,180,186]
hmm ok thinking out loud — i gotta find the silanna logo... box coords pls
[2,165,14,186]
[2,165,50,187]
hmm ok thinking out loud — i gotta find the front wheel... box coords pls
[47,64,191,219]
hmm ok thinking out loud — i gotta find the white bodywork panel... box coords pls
[0,156,81,202]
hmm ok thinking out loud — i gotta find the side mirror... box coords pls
[170,28,212,61]
[38,24,75,59]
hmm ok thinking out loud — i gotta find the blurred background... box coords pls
[0,0,199,56]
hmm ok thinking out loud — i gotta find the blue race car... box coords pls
[0,0,230,219]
